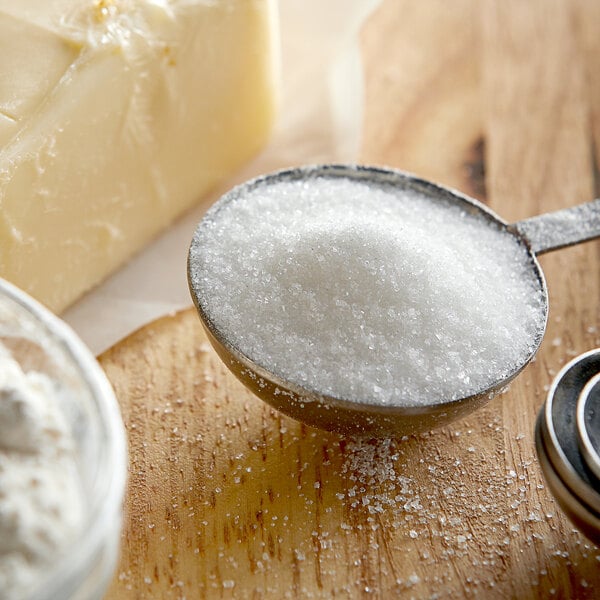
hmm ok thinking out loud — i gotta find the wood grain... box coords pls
[103,1,600,598]
[361,0,485,200]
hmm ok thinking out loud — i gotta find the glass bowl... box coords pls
[0,278,127,600]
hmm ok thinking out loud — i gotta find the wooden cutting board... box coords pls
[102,1,600,598]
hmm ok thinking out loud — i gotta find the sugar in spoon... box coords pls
[188,165,600,436]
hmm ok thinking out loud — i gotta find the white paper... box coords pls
[63,0,381,355]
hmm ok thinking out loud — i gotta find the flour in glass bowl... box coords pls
[0,344,84,600]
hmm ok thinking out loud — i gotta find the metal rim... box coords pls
[577,372,600,483]
[541,348,600,513]
[536,413,600,545]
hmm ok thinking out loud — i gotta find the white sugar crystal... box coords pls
[192,175,545,406]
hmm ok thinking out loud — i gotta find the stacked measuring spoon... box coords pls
[536,349,600,545]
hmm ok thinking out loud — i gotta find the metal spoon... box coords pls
[535,349,600,545]
[188,164,600,436]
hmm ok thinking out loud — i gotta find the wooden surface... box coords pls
[103,1,600,598]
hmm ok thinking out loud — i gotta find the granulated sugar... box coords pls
[191,174,545,406]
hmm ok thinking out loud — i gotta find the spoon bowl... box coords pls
[188,164,600,436]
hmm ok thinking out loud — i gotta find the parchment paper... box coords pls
[63,0,381,355]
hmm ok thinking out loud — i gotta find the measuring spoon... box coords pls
[577,372,600,482]
[536,349,600,545]
[188,165,600,436]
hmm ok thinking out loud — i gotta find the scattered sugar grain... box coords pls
[192,175,545,406]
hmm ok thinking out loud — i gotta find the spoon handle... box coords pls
[513,198,600,255]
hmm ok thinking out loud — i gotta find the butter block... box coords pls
[0,0,279,312]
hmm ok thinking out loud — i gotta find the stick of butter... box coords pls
[0,0,279,312]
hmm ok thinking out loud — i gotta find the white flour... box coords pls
[0,345,84,599]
